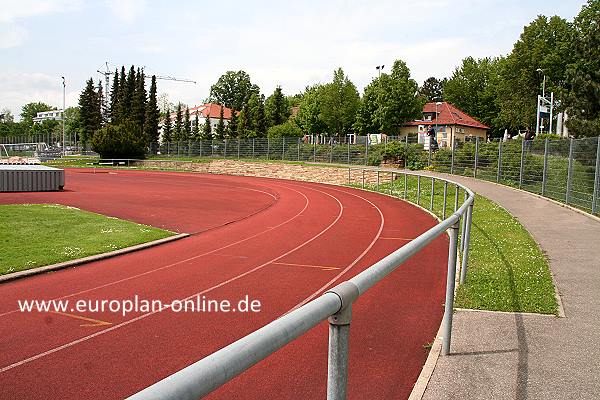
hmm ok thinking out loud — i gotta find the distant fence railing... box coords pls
[126,168,475,399]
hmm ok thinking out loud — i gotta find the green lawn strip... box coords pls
[0,204,174,275]
[352,172,557,315]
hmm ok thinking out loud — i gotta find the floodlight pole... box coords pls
[62,76,66,156]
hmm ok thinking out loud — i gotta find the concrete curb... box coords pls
[0,233,189,284]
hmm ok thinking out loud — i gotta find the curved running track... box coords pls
[0,169,448,399]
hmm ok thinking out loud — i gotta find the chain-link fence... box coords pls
[431,136,600,216]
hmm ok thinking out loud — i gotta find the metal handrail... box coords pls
[127,168,475,400]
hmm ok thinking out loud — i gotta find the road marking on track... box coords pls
[271,262,340,271]
[0,183,344,373]
[50,311,112,327]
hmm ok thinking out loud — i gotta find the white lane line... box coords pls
[0,184,345,373]
[0,185,301,319]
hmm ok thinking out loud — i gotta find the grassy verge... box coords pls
[353,172,557,315]
[0,204,174,275]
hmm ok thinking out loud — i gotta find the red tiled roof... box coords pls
[404,102,489,129]
[170,103,233,120]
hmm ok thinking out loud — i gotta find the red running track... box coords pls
[0,169,448,399]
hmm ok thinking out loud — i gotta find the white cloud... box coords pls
[0,72,79,120]
[0,0,81,47]
[105,0,147,23]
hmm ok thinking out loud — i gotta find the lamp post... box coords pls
[61,76,66,156]
[375,65,385,78]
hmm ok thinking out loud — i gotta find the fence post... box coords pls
[238,139,240,159]
[347,140,350,165]
[593,137,600,214]
[199,141,202,157]
[450,138,455,174]
[542,138,549,196]
[326,283,358,400]
[519,139,525,189]
[460,201,474,285]
[224,140,227,158]
[282,137,286,160]
[298,138,301,161]
[252,138,255,158]
[314,138,317,162]
[405,135,409,169]
[566,137,574,204]
[211,140,214,157]
[497,140,503,183]
[442,218,460,356]
[330,139,334,164]
[390,172,394,195]
[267,137,270,160]
[364,137,368,166]
[473,137,479,178]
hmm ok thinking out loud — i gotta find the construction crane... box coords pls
[96,61,111,111]
[145,75,196,84]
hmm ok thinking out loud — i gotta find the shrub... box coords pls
[267,120,303,138]
[91,121,146,159]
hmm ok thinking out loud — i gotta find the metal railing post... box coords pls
[199,140,202,157]
[454,185,459,212]
[326,282,358,400]
[211,140,214,157]
[252,138,255,158]
[298,138,301,161]
[237,139,240,159]
[519,139,525,189]
[390,172,394,195]
[267,137,270,160]
[430,177,435,211]
[593,137,600,214]
[473,137,479,178]
[442,181,448,220]
[460,201,474,285]
[330,139,334,164]
[364,137,368,166]
[224,140,227,158]
[417,175,421,205]
[460,192,467,251]
[282,137,285,160]
[442,219,460,356]
[405,135,409,169]
[566,138,574,204]
[497,139,503,182]
[542,138,549,196]
[314,139,317,162]
[450,139,455,174]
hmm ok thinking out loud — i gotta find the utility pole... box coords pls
[97,62,111,118]
[61,76,66,156]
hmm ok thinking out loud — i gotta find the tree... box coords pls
[420,77,445,102]
[144,75,160,145]
[267,120,303,138]
[237,105,249,137]
[202,113,212,139]
[319,68,360,136]
[64,106,81,143]
[162,107,172,143]
[183,107,191,140]
[20,102,53,129]
[376,60,424,134]
[265,86,290,126]
[192,112,200,140]
[565,0,600,137]
[496,15,573,131]
[174,103,183,141]
[214,106,225,139]
[210,71,259,111]
[78,78,101,145]
[296,84,327,135]
[444,56,503,135]
[123,65,136,119]
[228,108,238,138]
[132,68,147,129]
[354,81,381,136]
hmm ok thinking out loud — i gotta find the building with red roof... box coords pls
[400,102,489,148]
[160,103,234,142]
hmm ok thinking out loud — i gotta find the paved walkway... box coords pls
[421,173,600,400]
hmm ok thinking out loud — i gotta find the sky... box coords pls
[0,0,588,120]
